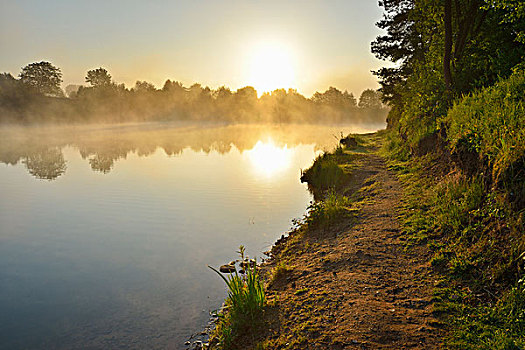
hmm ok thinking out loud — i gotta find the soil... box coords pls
[251,137,443,349]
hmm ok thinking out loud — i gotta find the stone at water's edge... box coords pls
[219,264,236,273]
[340,136,358,148]
[240,258,256,269]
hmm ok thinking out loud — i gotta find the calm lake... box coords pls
[0,122,382,349]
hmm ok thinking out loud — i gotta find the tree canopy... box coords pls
[85,68,112,87]
[372,0,525,146]
[19,61,63,97]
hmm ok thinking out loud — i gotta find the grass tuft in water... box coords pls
[208,245,266,349]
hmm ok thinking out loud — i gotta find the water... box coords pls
[0,122,382,349]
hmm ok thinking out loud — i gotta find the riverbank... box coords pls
[208,132,444,349]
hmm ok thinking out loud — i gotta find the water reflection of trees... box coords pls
[79,140,133,173]
[22,147,66,180]
[0,123,383,180]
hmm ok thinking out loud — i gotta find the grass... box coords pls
[209,246,266,349]
[442,67,525,209]
[305,189,354,228]
[384,113,525,348]
[269,261,292,285]
[300,152,347,192]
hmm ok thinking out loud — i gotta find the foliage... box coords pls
[270,261,292,284]
[358,89,383,109]
[386,137,525,348]
[306,190,353,228]
[300,153,347,192]
[209,246,266,349]
[443,68,525,208]
[19,61,63,97]
[85,67,112,87]
[375,0,525,345]
[374,0,525,147]
[485,0,525,44]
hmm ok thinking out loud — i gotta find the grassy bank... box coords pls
[383,69,525,348]
[209,116,523,349]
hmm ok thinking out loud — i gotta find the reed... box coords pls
[208,246,266,349]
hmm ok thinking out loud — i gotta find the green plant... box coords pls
[209,246,266,349]
[301,153,346,190]
[433,175,485,236]
[306,189,353,227]
[270,261,291,284]
[385,127,525,348]
[443,68,525,209]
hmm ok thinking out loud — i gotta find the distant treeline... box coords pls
[0,63,388,125]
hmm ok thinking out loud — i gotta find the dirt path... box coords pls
[257,141,443,349]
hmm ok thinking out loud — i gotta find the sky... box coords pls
[0,0,387,97]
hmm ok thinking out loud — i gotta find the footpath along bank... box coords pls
[207,132,444,349]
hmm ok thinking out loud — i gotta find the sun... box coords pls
[247,41,295,95]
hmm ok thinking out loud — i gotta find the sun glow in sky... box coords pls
[245,140,293,177]
[246,41,296,94]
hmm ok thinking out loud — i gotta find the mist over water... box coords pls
[0,122,382,349]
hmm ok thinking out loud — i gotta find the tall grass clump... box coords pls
[306,189,353,228]
[433,175,485,236]
[301,153,346,191]
[443,67,525,208]
[209,246,266,349]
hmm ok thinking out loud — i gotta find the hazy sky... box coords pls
[0,0,387,97]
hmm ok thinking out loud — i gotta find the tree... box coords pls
[19,61,63,96]
[133,80,156,93]
[358,89,383,109]
[486,0,525,44]
[312,87,346,106]
[85,67,112,87]
[343,90,357,108]
[214,86,233,100]
[371,0,424,105]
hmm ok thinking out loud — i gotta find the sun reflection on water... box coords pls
[244,139,293,177]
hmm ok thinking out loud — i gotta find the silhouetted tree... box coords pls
[85,68,112,87]
[343,90,357,108]
[358,89,382,109]
[19,61,63,97]
[133,81,156,92]
[214,86,233,100]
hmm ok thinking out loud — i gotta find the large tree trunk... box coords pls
[444,0,453,90]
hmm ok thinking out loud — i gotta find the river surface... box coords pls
[0,122,382,349]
